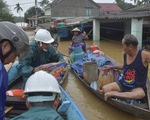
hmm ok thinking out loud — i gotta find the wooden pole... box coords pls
[35,0,38,27]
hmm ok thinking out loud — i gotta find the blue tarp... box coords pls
[71,51,113,77]
[58,27,68,37]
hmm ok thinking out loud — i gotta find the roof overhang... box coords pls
[91,11,150,20]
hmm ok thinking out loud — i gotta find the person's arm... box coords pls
[103,65,123,71]
[145,51,150,63]
[142,50,150,67]
[58,50,69,57]
[20,48,35,78]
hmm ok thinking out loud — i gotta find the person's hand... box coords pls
[69,42,72,45]
[83,31,86,36]
[33,65,44,73]
[102,65,113,71]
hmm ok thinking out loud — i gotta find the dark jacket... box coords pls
[20,40,65,79]
[11,106,64,120]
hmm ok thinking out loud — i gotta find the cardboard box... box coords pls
[98,69,120,89]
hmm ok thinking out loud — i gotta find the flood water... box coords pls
[26,31,149,120]
[59,40,149,120]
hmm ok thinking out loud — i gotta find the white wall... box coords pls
[131,18,143,49]
[45,8,51,16]
[93,19,100,41]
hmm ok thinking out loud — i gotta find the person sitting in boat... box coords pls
[52,41,69,57]
[0,21,29,120]
[20,29,65,83]
[100,34,150,101]
[11,70,64,120]
[69,27,88,53]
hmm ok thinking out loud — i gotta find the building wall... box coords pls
[45,8,51,16]
[50,0,100,17]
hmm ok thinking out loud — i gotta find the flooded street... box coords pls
[26,31,149,120]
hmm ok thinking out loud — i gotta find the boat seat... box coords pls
[57,100,71,113]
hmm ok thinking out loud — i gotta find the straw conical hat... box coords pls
[72,27,81,32]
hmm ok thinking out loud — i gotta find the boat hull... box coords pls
[72,69,150,120]
[5,70,86,120]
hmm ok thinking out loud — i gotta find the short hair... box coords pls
[0,39,16,50]
[52,41,59,46]
[123,34,138,47]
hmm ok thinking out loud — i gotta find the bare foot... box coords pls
[104,92,111,101]
[98,89,103,93]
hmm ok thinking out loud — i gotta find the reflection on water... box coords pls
[60,40,146,120]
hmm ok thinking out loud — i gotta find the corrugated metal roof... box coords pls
[66,17,92,25]
[92,10,150,20]
[128,4,150,11]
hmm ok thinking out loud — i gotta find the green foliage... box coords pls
[38,0,49,8]
[116,0,150,10]
[0,0,14,22]
[24,6,44,23]
[130,0,150,5]
[115,0,135,10]
[14,3,23,13]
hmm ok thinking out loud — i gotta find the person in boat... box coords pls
[20,29,65,83]
[69,27,88,53]
[0,22,29,120]
[100,34,150,101]
[50,26,60,42]
[52,41,69,57]
[11,70,64,120]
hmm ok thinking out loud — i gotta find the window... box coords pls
[86,7,92,16]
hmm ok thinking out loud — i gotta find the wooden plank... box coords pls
[146,78,150,110]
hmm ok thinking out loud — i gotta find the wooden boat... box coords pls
[72,69,150,120]
[5,70,86,120]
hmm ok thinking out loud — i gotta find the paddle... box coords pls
[5,106,14,114]
[146,78,150,109]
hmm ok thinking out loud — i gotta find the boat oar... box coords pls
[5,106,14,114]
[86,28,93,36]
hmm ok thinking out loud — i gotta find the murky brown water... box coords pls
[59,40,149,120]
[26,30,149,120]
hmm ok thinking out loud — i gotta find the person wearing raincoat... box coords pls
[20,29,65,83]
[0,21,29,120]
[11,70,64,120]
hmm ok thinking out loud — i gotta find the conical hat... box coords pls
[72,27,81,32]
